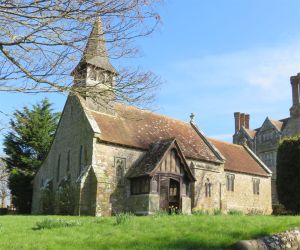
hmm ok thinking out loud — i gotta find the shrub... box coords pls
[227,209,243,216]
[115,213,134,225]
[0,208,8,215]
[40,189,55,214]
[277,136,300,214]
[272,204,288,215]
[34,218,81,230]
[56,184,77,215]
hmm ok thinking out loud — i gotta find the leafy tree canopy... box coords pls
[3,98,60,213]
[276,135,300,214]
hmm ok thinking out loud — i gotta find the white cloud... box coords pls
[173,41,300,101]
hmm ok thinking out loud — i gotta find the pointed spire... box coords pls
[83,17,108,62]
[75,17,117,74]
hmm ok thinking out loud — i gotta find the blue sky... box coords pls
[1,0,300,151]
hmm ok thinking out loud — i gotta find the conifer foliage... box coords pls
[276,135,300,214]
[3,99,60,213]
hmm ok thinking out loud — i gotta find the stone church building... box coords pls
[31,19,272,216]
[233,73,300,203]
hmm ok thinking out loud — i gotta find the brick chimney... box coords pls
[245,114,250,129]
[291,75,299,106]
[234,112,241,133]
[290,74,300,117]
[240,113,245,128]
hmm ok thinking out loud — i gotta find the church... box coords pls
[31,19,272,216]
[233,73,300,204]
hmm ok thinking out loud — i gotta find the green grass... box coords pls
[0,214,300,250]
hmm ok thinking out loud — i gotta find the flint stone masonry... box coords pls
[233,228,300,250]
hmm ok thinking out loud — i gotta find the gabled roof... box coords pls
[91,103,222,163]
[254,117,290,134]
[127,138,195,181]
[269,118,289,132]
[209,139,271,177]
[243,127,257,139]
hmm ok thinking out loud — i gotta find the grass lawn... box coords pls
[0,214,300,250]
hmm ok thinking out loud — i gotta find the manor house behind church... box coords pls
[32,19,272,216]
[233,74,300,203]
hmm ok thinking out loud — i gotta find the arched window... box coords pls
[114,157,126,184]
[67,150,71,174]
[205,179,212,198]
[78,145,83,176]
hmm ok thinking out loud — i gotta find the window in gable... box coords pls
[226,174,235,192]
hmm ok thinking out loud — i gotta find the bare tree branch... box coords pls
[0,0,162,108]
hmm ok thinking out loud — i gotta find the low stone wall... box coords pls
[233,228,300,250]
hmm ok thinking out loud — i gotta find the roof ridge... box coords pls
[209,138,244,148]
[113,103,192,126]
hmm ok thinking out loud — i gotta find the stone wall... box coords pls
[93,142,145,216]
[129,194,160,215]
[188,159,224,211]
[32,96,95,214]
[225,171,272,214]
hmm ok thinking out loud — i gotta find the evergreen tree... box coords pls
[3,99,60,213]
[276,135,300,214]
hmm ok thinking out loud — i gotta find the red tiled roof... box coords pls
[209,139,269,177]
[91,104,221,163]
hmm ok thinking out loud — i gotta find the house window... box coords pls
[253,178,260,195]
[226,174,235,192]
[131,177,150,195]
[57,154,61,182]
[114,157,126,184]
[205,179,212,197]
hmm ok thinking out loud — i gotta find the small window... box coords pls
[57,154,61,182]
[67,150,71,173]
[79,145,83,175]
[226,174,235,192]
[131,177,150,195]
[205,179,212,198]
[114,157,126,184]
[253,178,260,195]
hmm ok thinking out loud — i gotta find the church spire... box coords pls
[72,17,117,75]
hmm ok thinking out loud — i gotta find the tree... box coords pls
[0,0,161,108]
[276,135,300,214]
[3,99,60,213]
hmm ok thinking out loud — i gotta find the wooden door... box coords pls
[159,178,169,211]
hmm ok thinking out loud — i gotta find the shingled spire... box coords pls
[82,17,117,74]
[72,17,117,76]
[72,17,117,114]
